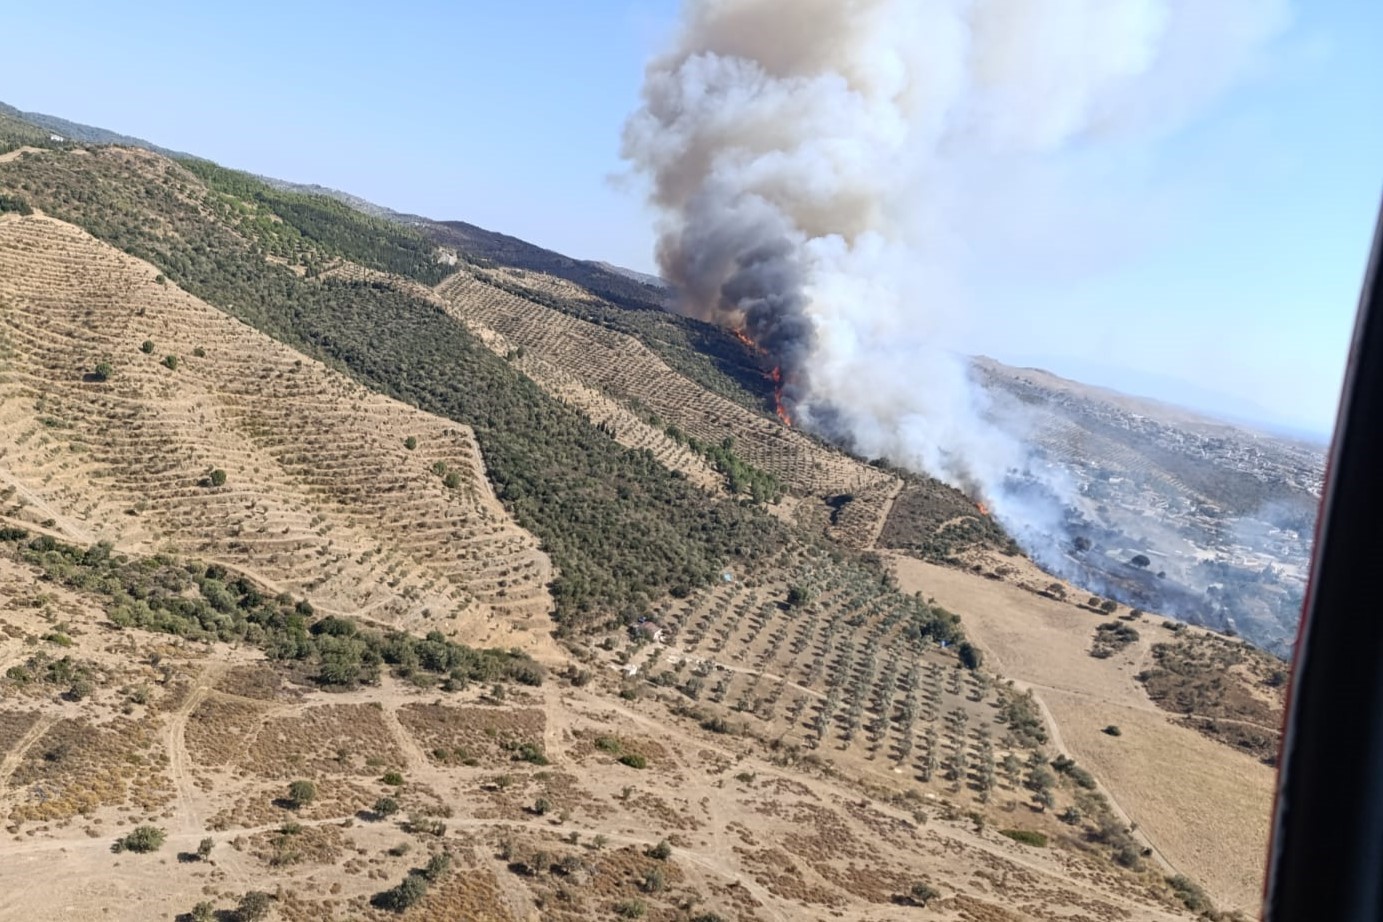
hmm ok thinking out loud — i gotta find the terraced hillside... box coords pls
[436,269,903,544]
[0,146,782,625]
[0,212,553,648]
[0,137,1271,920]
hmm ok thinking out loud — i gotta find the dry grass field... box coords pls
[0,213,554,653]
[889,553,1276,914]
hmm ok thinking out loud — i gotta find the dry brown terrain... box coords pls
[0,146,1274,922]
[889,553,1275,914]
[0,542,1197,922]
[0,213,554,653]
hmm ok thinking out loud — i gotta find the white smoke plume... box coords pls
[622,0,1287,515]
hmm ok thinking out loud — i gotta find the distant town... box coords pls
[979,359,1325,656]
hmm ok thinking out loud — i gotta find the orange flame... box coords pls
[731,328,759,351]
[977,502,990,517]
[732,328,792,427]
[770,367,793,426]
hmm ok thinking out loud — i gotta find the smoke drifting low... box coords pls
[622,0,1285,524]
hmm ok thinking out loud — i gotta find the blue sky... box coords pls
[2,0,1378,436]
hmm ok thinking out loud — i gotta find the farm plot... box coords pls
[0,214,553,641]
[435,270,900,538]
[627,547,1051,809]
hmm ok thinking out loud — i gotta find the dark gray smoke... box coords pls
[623,0,1288,518]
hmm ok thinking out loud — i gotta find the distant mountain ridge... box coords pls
[1,99,669,307]
[0,100,187,156]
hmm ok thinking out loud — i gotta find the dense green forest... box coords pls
[0,110,60,155]
[181,159,451,284]
[664,426,785,504]
[0,149,782,626]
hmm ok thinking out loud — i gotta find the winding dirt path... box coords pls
[165,662,228,835]
[1007,676,1177,875]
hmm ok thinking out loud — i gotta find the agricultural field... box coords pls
[0,534,1202,922]
[0,147,782,625]
[436,270,899,515]
[0,212,553,648]
[0,140,1274,922]
[890,552,1278,914]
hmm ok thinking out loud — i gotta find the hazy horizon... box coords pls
[2,0,1379,436]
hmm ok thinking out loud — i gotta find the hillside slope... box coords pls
[0,531,1201,922]
[0,139,1273,920]
[0,211,553,651]
[0,145,785,625]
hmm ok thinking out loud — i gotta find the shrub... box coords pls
[533,797,551,816]
[236,890,272,921]
[373,796,399,817]
[648,839,672,860]
[208,468,227,487]
[92,361,113,382]
[701,715,731,734]
[189,901,216,922]
[639,867,666,892]
[1103,725,1123,737]
[999,829,1048,847]
[404,436,417,450]
[197,836,214,860]
[1068,766,1097,789]
[423,852,452,882]
[514,742,549,765]
[114,825,166,854]
[619,752,647,769]
[381,771,404,786]
[373,873,429,911]
[68,677,95,700]
[0,194,33,215]
[958,641,982,670]
[1168,874,1215,913]
[908,882,940,906]
[140,340,155,354]
[286,779,316,808]
[1114,843,1142,868]
[406,814,447,837]
[162,354,180,371]
[615,899,647,919]
[193,346,206,357]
